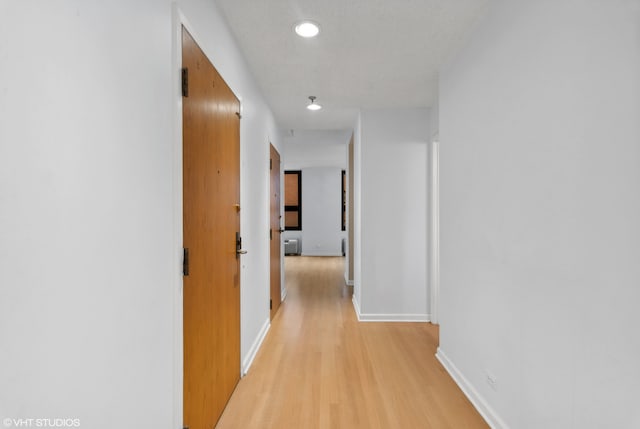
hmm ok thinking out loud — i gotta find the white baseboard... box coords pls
[344,272,354,286]
[358,313,430,322]
[281,287,287,302]
[241,318,270,376]
[352,294,361,316]
[435,348,509,429]
[302,252,344,257]
[351,295,429,322]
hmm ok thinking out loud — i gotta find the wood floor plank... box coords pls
[216,256,488,429]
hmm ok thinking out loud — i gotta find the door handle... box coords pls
[236,232,247,257]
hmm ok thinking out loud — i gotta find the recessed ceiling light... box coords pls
[295,21,320,38]
[307,96,322,111]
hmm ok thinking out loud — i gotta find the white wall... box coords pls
[0,2,174,428]
[284,130,352,155]
[0,1,279,428]
[302,167,344,256]
[438,1,640,428]
[283,143,347,169]
[283,131,347,256]
[354,108,430,320]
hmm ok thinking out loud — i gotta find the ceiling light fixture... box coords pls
[295,20,320,38]
[306,96,322,111]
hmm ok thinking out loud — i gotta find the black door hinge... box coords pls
[270,229,273,240]
[270,158,272,170]
[183,248,189,276]
[270,299,272,310]
[181,68,189,97]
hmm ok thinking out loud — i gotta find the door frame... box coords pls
[429,135,440,325]
[346,135,355,285]
[170,7,244,428]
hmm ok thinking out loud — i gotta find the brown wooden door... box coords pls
[182,27,241,429]
[270,144,282,320]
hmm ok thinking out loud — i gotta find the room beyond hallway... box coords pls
[216,256,487,428]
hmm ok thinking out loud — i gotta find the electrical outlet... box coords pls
[485,370,498,391]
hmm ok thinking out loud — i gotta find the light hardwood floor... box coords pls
[216,256,488,429]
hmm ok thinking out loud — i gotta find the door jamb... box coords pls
[429,136,440,325]
[171,6,187,429]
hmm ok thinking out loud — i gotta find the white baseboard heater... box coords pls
[284,239,301,255]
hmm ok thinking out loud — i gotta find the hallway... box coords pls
[216,257,488,428]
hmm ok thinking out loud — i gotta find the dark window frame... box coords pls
[284,170,302,231]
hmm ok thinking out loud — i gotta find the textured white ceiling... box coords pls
[215,0,489,131]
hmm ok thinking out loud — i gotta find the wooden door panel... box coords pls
[182,27,241,429]
[270,145,282,320]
